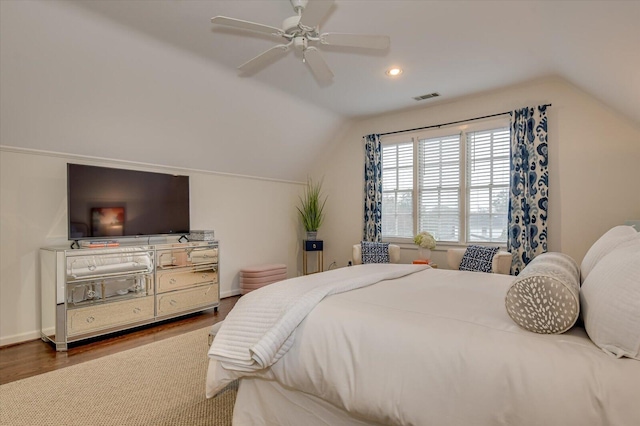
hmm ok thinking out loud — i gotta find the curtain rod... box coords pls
[373,103,552,138]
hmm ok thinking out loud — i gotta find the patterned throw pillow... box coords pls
[505,252,580,334]
[360,241,390,264]
[459,245,499,273]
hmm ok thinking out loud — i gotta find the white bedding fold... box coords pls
[208,264,427,377]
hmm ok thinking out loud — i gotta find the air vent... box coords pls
[413,92,440,101]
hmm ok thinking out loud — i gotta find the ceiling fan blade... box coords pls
[304,47,333,83]
[299,0,335,28]
[238,44,290,74]
[320,33,390,50]
[211,16,283,37]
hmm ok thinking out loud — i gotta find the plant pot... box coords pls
[306,231,318,241]
[418,247,431,260]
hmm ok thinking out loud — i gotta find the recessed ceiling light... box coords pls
[385,67,403,77]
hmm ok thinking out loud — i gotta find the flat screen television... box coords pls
[67,163,190,240]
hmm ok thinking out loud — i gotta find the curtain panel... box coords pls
[508,105,549,275]
[363,134,382,242]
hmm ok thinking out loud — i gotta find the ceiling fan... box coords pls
[211,0,390,83]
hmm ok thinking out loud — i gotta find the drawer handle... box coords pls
[169,278,177,284]
[88,265,97,271]
[86,316,95,323]
[133,307,141,314]
[169,299,177,306]
[202,274,208,279]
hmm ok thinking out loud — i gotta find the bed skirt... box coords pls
[233,378,383,426]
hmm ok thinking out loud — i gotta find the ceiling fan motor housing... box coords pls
[283,15,302,35]
[290,0,309,13]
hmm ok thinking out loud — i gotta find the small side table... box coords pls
[303,240,324,275]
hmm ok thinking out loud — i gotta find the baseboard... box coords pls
[0,330,42,348]
[221,288,242,298]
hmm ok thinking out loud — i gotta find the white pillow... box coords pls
[505,252,580,334]
[580,241,640,360]
[581,225,638,284]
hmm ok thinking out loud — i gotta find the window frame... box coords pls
[380,117,510,248]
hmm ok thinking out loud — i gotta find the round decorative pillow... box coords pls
[505,252,580,334]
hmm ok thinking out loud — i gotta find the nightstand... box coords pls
[303,240,323,275]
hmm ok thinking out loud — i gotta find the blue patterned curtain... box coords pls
[363,134,382,242]
[508,105,549,275]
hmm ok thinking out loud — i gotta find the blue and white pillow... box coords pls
[361,241,390,264]
[459,245,499,273]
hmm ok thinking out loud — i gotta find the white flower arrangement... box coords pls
[414,231,436,249]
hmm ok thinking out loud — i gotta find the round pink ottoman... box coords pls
[239,264,287,295]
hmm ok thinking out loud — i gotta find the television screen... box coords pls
[67,164,190,240]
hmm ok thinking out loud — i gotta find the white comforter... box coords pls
[207,266,640,425]
[208,264,427,380]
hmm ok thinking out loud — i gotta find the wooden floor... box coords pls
[0,295,240,386]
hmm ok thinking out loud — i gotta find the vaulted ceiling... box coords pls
[2,1,638,182]
[71,0,640,122]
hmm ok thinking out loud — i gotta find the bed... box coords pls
[207,235,640,425]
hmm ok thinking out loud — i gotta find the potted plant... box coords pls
[414,231,436,260]
[297,177,327,240]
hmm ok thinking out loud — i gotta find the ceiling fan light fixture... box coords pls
[386,67,403,77]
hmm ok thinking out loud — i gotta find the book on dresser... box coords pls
[40,241,220,351]
[79,240,120,248]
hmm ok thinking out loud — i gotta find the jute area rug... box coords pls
[0,327,236,426]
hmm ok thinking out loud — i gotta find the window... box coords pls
[382,141,413,238]
[418,134,461,242]
[466,128,510,243]
[381,119,510,244]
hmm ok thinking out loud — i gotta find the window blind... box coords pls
[466,127,510,242]
[418,134,461,242]
[382,142,413,238]
[380,119,510,245]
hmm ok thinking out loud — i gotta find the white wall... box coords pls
[0,148,305,346]
[0,0,349,345]
[314,76,640,270]
[0,0,348,182]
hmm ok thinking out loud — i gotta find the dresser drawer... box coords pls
[66,249,154,281]
[67,274,153,307]
[189,248,218,265]
[157,247,218,269]
[156,267,218,293]
[157,284,219,316]
[67,296,154,336]
[157,251,187,268]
